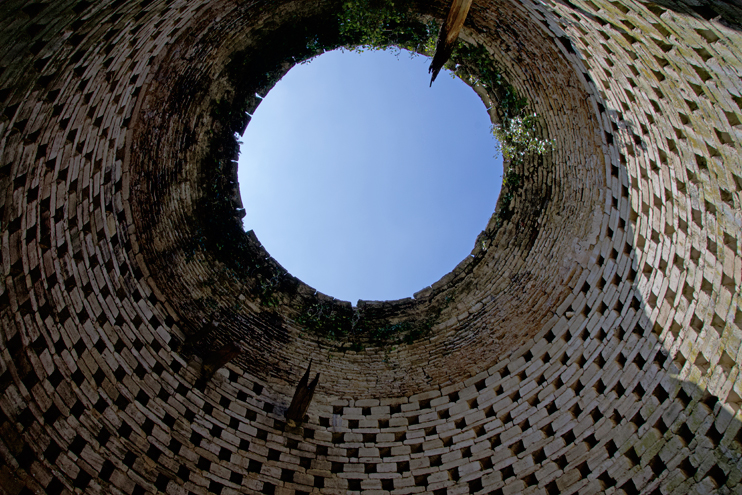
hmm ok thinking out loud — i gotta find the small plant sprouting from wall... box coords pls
[295,302,352,341]
[338,0,439,55]
[492,113,552,161]
[259,269,285,308]
[294,300,439,348]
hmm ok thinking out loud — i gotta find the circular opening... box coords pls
[130,0,602,391]
[238,49,503,303]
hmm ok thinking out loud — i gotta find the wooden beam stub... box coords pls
[429,0,474,85]
[286,360,320,427]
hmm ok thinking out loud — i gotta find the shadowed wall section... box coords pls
[1,0,741,494]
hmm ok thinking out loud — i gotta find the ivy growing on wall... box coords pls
[294,300,437,349]
[338,0,438,54]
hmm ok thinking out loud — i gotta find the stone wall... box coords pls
[1,0,741,494]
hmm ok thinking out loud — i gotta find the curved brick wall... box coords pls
[1,0,741,494]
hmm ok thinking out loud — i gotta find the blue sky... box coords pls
[238,48,502,304]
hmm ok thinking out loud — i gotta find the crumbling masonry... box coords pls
[1,0,742,494]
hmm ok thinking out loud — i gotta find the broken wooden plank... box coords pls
[429,0,474,85]
[286,360,320,427]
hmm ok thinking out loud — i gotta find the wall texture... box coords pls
[1,0,741,494]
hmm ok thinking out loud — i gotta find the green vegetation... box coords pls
[368,318,435,345]
[295,302,352,341]
[294,300,437,348]
[338,1,552,162]
[338,0,438,55]
[492,113,552,160]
